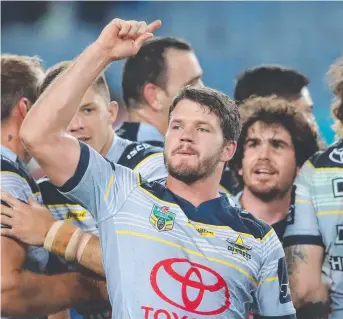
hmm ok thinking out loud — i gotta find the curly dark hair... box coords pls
[229,96,319,187]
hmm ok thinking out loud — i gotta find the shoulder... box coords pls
[308,139,343,169]
[1,156,39,194]
[235,207,273,240]
[117,142,163,170]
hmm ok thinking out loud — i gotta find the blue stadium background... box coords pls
[2,1,343,143]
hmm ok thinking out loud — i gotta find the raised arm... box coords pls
[20,19,161,187]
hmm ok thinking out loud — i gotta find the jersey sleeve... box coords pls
[133,152,167,182]
[57,142,140,223]
[283,161,323,248]
[251,230,296,318]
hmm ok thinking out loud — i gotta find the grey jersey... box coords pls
[57,142,295,319]
[284,139,343,319]
[1,146,49,319]
[39,135,166,235]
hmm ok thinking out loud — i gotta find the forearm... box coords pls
[45,221,104,277]
[20,42,110,144]
[1,271,105,317]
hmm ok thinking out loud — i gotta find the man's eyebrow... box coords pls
[79,103,93,108]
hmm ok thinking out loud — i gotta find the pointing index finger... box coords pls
[147,20,162,34]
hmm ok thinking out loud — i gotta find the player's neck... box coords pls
[1,125,28,163]
[240,187,291,225]
[100,129,115,157]
[128,107,166,136]
[166,173,221,208]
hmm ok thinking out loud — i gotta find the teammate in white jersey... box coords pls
[0,55,107,318]
[7,18,295,318]
[284,56,343,319]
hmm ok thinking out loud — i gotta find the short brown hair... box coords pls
[1,54,44,123]
[169,86,241,142]
[327,57,343,133]
[229,96,319,186]
[39,61,110,103]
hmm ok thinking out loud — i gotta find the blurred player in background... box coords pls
[0,54,107,318]
[117,36,204,146]
[12,17,295,318]
[284,56,343,319]
[229,96,319,241]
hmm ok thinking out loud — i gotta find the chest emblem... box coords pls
[150,205,175,232]
[227,235,252,260]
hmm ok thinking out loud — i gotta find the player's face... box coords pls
[157,49,204,134]
[164,99,232,184]
[67,87,117,155]
[240,121,297,201]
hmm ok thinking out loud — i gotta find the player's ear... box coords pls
[17,98,30,119]
[108,101,118,124]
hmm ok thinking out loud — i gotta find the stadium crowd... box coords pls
[1,17,342,319]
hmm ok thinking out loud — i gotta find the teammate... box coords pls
[283,56,343,319]
[229,96,319,240]
[9,18,295,319]
[116,36,203,146]
[0,54,107,318]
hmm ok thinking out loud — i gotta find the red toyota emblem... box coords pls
[150,258,230,315]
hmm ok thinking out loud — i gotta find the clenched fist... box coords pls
[96,18,162,61]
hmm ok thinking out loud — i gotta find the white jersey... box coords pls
[284,139,343,319]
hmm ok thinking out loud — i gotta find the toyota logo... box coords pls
[150,258,230,315]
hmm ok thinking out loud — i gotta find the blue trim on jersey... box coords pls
[141,181,272,239]
[58,142,90,193]
[254,315,296,319]
[283,235,324,248]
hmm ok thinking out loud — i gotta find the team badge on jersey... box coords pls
[329,147,343,164]
[150,205,175,232]
[227,235,252,260]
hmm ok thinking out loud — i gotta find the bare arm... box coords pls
[1,236,107,317]
[1,191,104,277]
[285,244,330,317]
[20,19,161,187]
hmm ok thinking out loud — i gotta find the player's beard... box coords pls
[164,148,223,184]
[247,169,297,202]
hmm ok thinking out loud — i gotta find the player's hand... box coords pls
[0,191,55,246]
[95,18,162,61]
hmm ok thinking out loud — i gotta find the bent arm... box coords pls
[285,244,330,316]
[20,43,111,187]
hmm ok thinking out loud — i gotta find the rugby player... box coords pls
[229,96,319,240]
[32,60,168,318]
[117,37,204,146]
[283,56,343,319]
[234,64,325,150]
[0,54,107,318]
[5,18,296,318]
